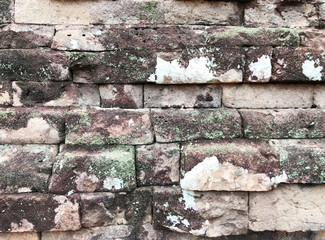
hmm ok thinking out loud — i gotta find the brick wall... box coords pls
[0,0,325,239]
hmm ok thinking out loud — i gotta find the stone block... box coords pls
[65,108,153,145]
[314,85,325,108]
[320,3,325,28]
[0,194,80,232]
[42,225,135,240]
[272,47,325,82]
[249,184,325,232]
[241,109,325,139]
[299,30,325,51]
[0,0,12,23]
[80,188,151,227]
[0,82,12,106]
[0,232,39,240]
[136,143,180,186]
[49,146,136,194]
[151,109,242,142]
[99,84,143,108]
[0,25,54,49]
[222,84,314,108]
[0,145,57,193]
[153,187,248,238]
[0,108,65,144]
[144,85,221,108]
[0,49,70,82]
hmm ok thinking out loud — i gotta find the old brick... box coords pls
[49,146,136,194]
[272,47,325,82]
[162,1,241,25]
[0,82,12,106]
[249,184,325,232]
[0,25,54,49]
[65,108,153,145]
[0,194,80,232]
[271,139,325,183]
[154,187,248,237]
[299,30,325,51]
[0,49,70,82]
[222,84,314,108]
[144,85,221,108]
[314,85,325,108]
[320,3,325,28]
[148,48,242,84]
[244,1,318,28]
[0,108,65,144]
[42,226,135,240]
[0,145,57,193]
[0,0,12,23]
[244,47,272,82]
[151,109,242,142]
[80,188,151,227]
[241,109,325,139]
[181,140,283,192]
[99,84,143,109]
[136,143,180,186]
[0,232,39,240]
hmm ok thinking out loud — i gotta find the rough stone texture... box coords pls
[151,109,242,142]
[148,48,242,84]
[136,143,180,186]
[0,233,40,240]
[181,140,283,191]
[0,25,54,49]
[320,3,325,28]
[0,194,80,232]
[241,109,325,139]
[314,85,325,108]
[249,184,325,232]
[244,47,272,82]
[0,49,70,82]
[144,85,221,108]
[65,108,153,145]
[222,84,314,108]
[154,187,248,238]
[272,47,325,82]
[99,84,143,109]
[70,50,155,84]
[42,226,135,240]
[49,146,136,194]
[80,188,151,227]
[162,1,241,25]
[12,82,99,107]
[299,30,325,51]
[244,1,318,28]
[0,0,12,23]
[0,108,65,144]
[271,139,325,183]
[0,145,57,193]
[0,82,12,106]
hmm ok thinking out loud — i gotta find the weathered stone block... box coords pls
[99,84,143,109]
[136,143,180,186]
[271,139,325,183]
[314,85,325,108]
[0,82,12,106]
[65,108,153,145]
[320,3,325,28]
[223,84,314,108]
[0,49,70,82]
[162,1,241,25]
[70,51,155,84]
[241,109,325,139]
[49,146,136,194]
[42,225,135,240]
[0,0,12,23]
[148,48,242,84]
[80,188,151,227]
[154,187,248,237]
[0,145,57,193]
[249,184,325,232]
[244,1,318,28]
[244,47,272,82]
[0,25,54,49]
[0,232,39,240]
[151,109,242,142]
[144,85,221,108]
[0,108,65,144]
[0,194,80,232]
[272,48,325,82]
[181,140,284,192]
[299,30,325,51]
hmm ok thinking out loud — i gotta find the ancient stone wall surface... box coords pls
[0,0,325,239]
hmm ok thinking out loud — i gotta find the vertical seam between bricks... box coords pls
[238,109,245,138]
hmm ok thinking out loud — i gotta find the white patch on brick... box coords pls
[248,55,272,81]
[12,82,23,106]
[302,59,323,81]
[10,219,35,232]
[181,190,197,210]
[103,177,124,190]
[166,214,190,228]
[266,171,288,185]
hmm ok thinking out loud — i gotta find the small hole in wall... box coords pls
[67,34,72,37]
[82,34,86,37]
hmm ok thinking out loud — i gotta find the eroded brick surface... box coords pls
[0,0,12,23]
